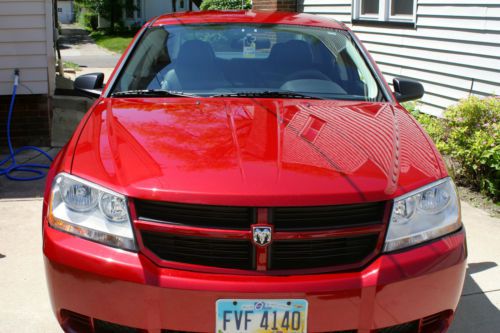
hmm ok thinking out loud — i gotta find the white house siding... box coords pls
[0,0,55,96]
[143,1,173,21]
[303,0,500,116]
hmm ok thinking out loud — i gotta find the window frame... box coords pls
[352,0,417,25]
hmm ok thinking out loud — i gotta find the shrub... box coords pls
[200,0,251,10]
[408,97,499,201]
[78,11,98,31]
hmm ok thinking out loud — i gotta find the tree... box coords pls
[74,0,136,32]
[200,0,252,10]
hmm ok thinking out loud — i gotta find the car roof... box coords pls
[152,10,347,30]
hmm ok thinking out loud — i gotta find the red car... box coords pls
[43,11,466,333]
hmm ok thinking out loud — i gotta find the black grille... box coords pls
[94,319,141,333]
[420,311,451,332]
[61,310,92,332]
[272,202,386,231]
[377,321,419,333]
[135,200,255,229]
[270,234,379,270]
[141,231,254,270]
[136,200,385,272]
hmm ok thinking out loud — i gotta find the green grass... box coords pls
[63,61,81,71]
[90,31,134,54]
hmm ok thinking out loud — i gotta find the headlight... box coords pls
[48,173,136,251]
[384,178,461,252]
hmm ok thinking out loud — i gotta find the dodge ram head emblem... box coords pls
[252,226,272,247]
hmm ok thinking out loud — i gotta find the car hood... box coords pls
[71,98,446,206]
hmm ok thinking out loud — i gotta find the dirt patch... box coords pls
[458,186,500,219]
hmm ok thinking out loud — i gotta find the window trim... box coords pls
[352,0,417,25]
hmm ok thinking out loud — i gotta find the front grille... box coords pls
[135,200,255,229]
[273,202,385,231]
[141,231,254,270]
[94,319,142,333]
[270,234,379,270]
[61,310,92,332]
[377,321,419,333]
[420,311,452,332]
[136,200,386,272]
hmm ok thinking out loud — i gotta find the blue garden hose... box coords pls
[0,70,53,181]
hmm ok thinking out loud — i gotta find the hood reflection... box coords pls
[71,98,444,205]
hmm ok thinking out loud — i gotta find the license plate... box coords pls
[216,299,308,333]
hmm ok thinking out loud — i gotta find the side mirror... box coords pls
[74,73,104,98]
[393,78,424,103]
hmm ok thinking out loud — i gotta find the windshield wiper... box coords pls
[212,91,323,100]
[111,89,199,98]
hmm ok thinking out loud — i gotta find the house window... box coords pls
[391,0,414,16]
[361,0,379,16]
[353,0,416,24]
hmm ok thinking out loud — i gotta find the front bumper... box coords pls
[44,224,466,333]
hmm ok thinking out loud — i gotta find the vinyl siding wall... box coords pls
[0,0,55,96]
[303,0,500,116]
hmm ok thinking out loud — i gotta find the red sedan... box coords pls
[43,11,466,333]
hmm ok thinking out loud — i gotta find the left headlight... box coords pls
[48,173,136,251]
[384,177,461,252]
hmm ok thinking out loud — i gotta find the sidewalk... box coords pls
[59,24,119,83]
[59,24,121,68]
[449,201,500,332]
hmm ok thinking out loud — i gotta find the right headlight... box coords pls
[48,173,136,251]
[384,177,461,252]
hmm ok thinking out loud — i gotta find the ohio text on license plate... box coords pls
[216,299,308,333]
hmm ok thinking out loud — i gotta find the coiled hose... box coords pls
[0,70,53,181]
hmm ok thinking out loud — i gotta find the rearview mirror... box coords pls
[230,38,272,50]
[393,78,424,103]
[74,73,104,98]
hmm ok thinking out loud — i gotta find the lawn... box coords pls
[90,31,134,54]
[63,61,81,71]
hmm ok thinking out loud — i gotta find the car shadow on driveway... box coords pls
[0,148,60,200]
[450,262,500,332]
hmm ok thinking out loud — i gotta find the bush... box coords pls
[78,11,98,31]
[408,97,499,201]
[200,0,251,10]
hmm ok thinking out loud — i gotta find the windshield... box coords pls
[112,24,384,101]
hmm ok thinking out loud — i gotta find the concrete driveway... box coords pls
[0,182,498,332]
[59,24,121,69]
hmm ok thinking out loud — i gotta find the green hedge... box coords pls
[408,96,499,201]
[200,0,251,10]
[77,11,98,31]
